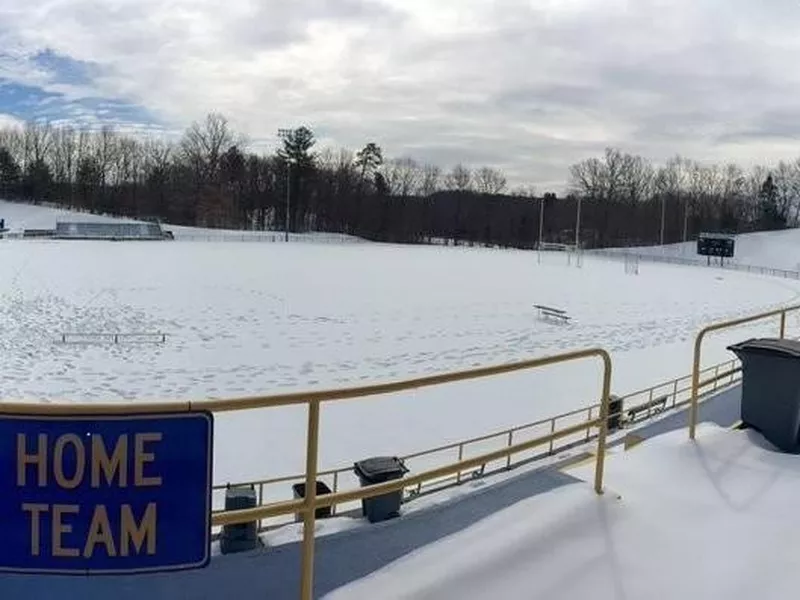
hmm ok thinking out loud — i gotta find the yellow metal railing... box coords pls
[211,356,743,527]
[208,348,613,600]
[689,304,800,439]
[0,347,613,600]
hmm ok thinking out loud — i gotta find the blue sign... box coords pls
[0,411,213,574]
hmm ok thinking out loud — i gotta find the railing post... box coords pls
[713,365,720,390]
[647,388,654,419]
[780,311,787,338]
[457,444,465,483]
[548,419,556,455]
[300,400,321,600]
[505,431,513,469]
[331,472,339,516]
[594,350,612,494]
[689,331,705,440]
[585,407,593,442]
[672,380,678,407]
[258,483,264,532]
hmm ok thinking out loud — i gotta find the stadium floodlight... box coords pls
[277,129,294,242]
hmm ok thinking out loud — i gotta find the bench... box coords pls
[533,304,571,324]
[626,395,668,422]
[59,332,167,345]
[406,465,486,499]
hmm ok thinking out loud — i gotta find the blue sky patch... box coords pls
[0,79,160,130]
[31,48,100,87]
[0,47,161,130]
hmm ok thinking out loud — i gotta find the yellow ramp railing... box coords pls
[211,347,613,600]
[0,346,613,600]
[689,304,800,439]
[211,355,743,523]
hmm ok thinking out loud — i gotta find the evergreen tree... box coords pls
[278,126,316,172]
[758,173,786,230]
[0,147,21,198]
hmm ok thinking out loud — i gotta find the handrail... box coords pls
[211,357,742,511]
[206,347,613,600]
[0,349,607,415]
[689,304,800,439]
[0,348,613,600]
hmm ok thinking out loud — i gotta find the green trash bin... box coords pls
[292,481,333,522]
[220,485,259,554]
[354,456,409,523]
[728,338,800,453]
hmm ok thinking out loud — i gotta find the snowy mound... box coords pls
[0,200,142,233]
[328,423,800,600]
[618,227,800,272]
[0,199,363,243]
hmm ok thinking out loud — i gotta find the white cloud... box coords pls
[0,113,23,129]
[2,0,800,190]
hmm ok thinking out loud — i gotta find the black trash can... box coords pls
[353,456,409,523]
[608,395,624,432]
[292,481,333,522]
[727,338,800,453]
[220,485,259,554]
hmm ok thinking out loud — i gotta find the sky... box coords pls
[1,0,800,191]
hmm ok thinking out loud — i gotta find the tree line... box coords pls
[0,113,795,249]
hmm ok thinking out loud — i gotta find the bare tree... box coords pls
[180,112,241,182]
[445,164,472,191]
[619,153,654,204]
[420,164,441,197]
[382,157,421,196]
[23,121,53,168]
[569,157,605,199]
[474,166,507,194]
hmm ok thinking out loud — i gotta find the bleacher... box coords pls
[53,221,170,241]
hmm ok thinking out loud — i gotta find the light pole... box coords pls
[682,195,689,244]
[538,195,545,249]
[277,128,293,242]
[574,195,582,250]
[659,194,666,246]
[537,195,546,264]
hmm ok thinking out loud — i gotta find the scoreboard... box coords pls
[697,233,735,258]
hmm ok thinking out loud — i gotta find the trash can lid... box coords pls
[354,456,407,479]
[727,338,800,358]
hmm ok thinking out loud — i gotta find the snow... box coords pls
[616,228,800,272]
[2,199,800,493]
[0,201,143,232]
[0,199,362,243]
[326,422,800,599]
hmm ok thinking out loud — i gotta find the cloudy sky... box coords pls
[1,0,799,190]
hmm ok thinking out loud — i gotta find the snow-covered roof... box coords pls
[328,423,800,600]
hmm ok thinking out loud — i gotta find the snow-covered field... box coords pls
[2,200,800,486]
[327,422,800,600]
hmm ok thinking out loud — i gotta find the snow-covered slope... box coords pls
[0,199,362,243]
[617,228,800,272]
[0,200,142,232]
[327,423,800,600]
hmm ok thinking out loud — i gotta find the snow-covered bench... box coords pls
[626,395,668,422]
[533,304,571,324]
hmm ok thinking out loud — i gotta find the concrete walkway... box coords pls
[0,385,742,600]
